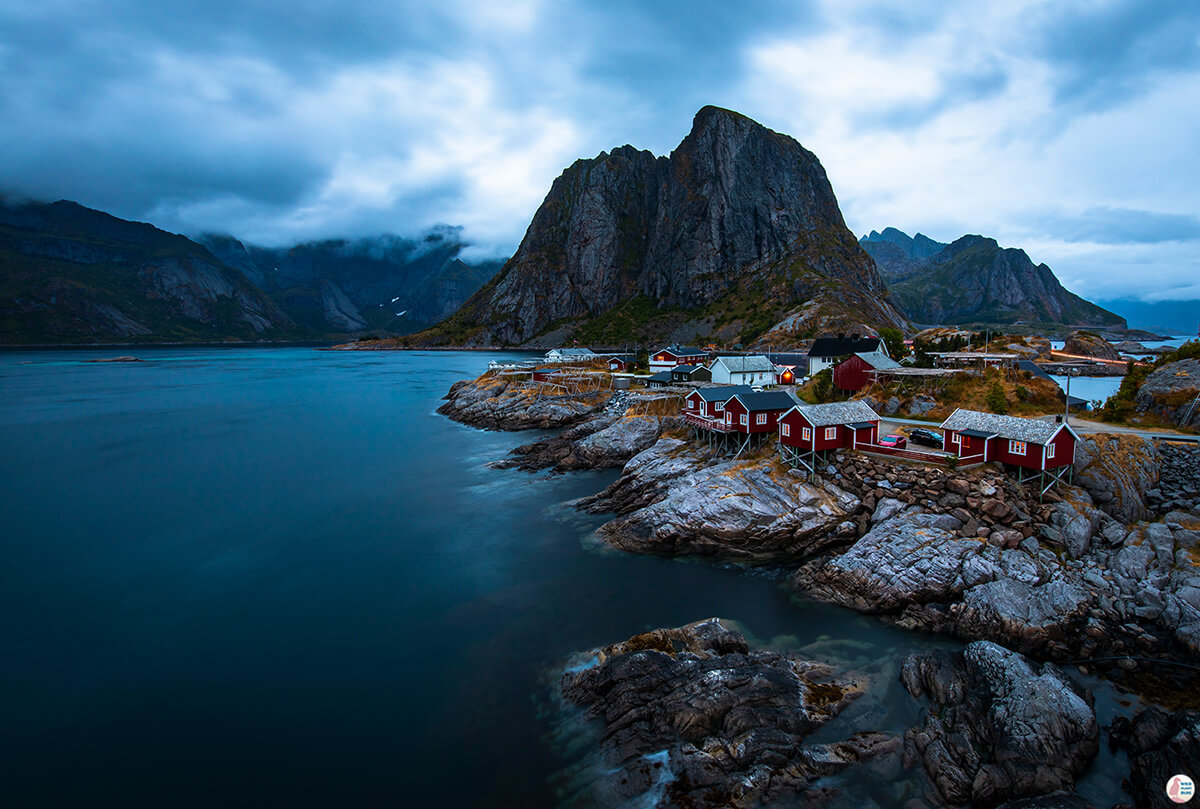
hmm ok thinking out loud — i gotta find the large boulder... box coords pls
[1135,358,1200,427]
[1063,330,1121,361]
[1071,434,1160,523]
[554,618,897,808]
[593,452,860,560]
[901,641,1099,808]
[438,372,612,430]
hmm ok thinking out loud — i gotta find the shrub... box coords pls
[986,381,1008,414]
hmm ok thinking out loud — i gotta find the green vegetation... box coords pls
[1094,341,1199,426]
[879,327,906,359]
[985,381,1009,414]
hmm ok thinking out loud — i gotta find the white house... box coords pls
[709,355,778,387]
[545,347,596,362]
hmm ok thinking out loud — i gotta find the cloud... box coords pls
[0,0,1197,303]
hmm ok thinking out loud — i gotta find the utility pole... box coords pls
[1064,370,1072,425]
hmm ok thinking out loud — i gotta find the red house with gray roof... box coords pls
[778,400,881,452]
[939,408,1078,470]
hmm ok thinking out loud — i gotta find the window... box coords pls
[1046,443,1056,459]
[740,414,748,426]
[715,402,724,412]
[802,427,811,440]
[756,413,767,425]
[825,427,838,441]
[1009,440,1027,456]
[781,423,790,437]
[951,433,960,444]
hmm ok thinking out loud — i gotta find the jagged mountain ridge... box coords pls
[0,199,298,343]
[861,228,1126,329]
[199,230,502,335]
[420,106,908,347]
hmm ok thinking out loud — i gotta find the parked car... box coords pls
[908,428,942,447]
[878,434,907,448]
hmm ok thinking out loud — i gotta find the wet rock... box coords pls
[1135,359,1200,427]
[1109,707,1200,809]
[554,618,897,808]
[901,641,1098,808]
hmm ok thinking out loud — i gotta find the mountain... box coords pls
[861,229,1126,330]
[418,106,907,348]
[0,199,298,344]
[1093,298,1199,337]
[198,229,502,335]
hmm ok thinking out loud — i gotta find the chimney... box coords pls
[1055,414,1063,423]
[837,332,845,340]
[850,333,860,341]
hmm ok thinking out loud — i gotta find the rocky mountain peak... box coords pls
[424,107,906,346]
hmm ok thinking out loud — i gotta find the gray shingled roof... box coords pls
[939,409,1064,444]
[730,391,798,412]
[713,355,777,373]
[792,399,880,427]
[690,385,753,402]
[854,351,901,371]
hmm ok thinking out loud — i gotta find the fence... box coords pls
[856,443,984,467]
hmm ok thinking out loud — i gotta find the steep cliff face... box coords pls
[422,107,907,347]
[863,229,1126,330]
[0,200,297,343]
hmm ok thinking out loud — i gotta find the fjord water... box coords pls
[0,349,1127,808]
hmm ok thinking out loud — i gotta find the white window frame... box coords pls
[781,423,790,437]
[951,433,960,444]
[1009,440,1027,456]
[802,427,811,441]
[740,414,748,426]
[824,426,838,441]
[756,413,767,425]
[1046,442,1055,459]
[715,401,724,412]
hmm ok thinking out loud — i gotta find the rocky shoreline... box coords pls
[442,370,1200,808]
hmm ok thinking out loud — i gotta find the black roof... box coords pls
[960,428,998,439]
[808,336,882,357]
[605,354,636,362]
[673,364,702,373]
[658,345,707,356]
[730,391,798,412]
[646,371,673,382]
[689,385,753,402]
[764,353,811,369]
[1017,360,1088,407]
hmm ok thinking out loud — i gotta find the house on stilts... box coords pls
[682,388,796,458]
[777,400,881,478]
[939,408,1079,496]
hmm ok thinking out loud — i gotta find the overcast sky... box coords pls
[2,0,1198,304]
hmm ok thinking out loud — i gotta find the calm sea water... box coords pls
[0,348,1138,808]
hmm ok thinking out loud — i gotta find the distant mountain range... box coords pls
[861,228,1126,330]
[199,230,502,336]
[417,106,908,348]
[0,198,501,344]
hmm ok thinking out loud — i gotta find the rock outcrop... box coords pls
[862,230,1125,329]
[553,618,897,808]
[1063,330,1122,361]
[901,642,1099,808]
[1109,707,1200,809]
[1135,358,1200,427]
[419,106,907,347]
[438,371,612,431]
[1071,434,1161,523]
[580,438,859,561]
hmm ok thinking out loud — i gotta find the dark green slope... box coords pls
[0,200,299,344]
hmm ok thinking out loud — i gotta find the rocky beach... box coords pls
[442,367,1200,808]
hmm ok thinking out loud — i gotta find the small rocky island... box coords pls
[442,364,1200,807]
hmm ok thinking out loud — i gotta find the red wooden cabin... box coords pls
[650,345,708,372]
[683,386,753,422]
[606,354,636,372]
[832,351,901,393]
[721,391,797,434]
[939,409,1079,493]
[778,400,880,451]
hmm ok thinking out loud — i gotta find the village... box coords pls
[485,333,1164,499]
